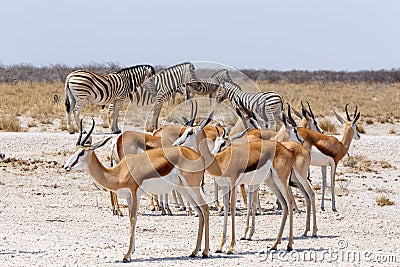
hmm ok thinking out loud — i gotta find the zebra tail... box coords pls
[65,78,72,113]
[65,96,70,113]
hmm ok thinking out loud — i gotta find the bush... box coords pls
[0,115,22,131]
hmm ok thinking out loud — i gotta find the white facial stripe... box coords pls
[65,148,84,170]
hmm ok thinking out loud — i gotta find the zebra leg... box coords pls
[72,103,85,134]
[65,88,77,134]
[147,100,163,132]
[111,100,123,134]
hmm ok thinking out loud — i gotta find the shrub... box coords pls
[0,115,22,131]
[318,119,337,134]
[376,196,394,207]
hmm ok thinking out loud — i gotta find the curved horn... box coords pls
[354,105,358,119]
[81,118,95,146]
[222,127,227,138]
[345,104,351,121]
[76,119,83,146]
[216,126,220,137]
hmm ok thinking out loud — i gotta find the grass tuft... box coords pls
[376,196,394,207]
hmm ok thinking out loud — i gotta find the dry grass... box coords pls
[365,118,374,125]
[318,119,338,134]
[312,184,321,191]
[376,196,395,207]
[256,81,400,119]
[1,81,400,132]
[0,115,22,131]
[342,155,396,174]
[0,81,103,124]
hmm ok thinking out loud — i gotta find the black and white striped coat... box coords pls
[186,69,232,100]
[65,65,155,134]
[216,81,283,130]
[141,62,199,132]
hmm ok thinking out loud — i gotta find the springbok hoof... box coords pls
[112,130,122,134]
[202,254,209,258]
[227,250,234,255]
[321,207,325,211]
[189,253,196,258]
[215,249,223,253]
[287,247,293,251]
[122,258,130,263]
[332,208,337,212]
[240,236,246,240]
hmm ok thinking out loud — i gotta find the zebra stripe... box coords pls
[141,62,199,132]
[216,81,283,130]
[65,65,155,134]
[191,69,232,97]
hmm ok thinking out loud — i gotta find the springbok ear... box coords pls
[175,115,186,125]
[353,112,361,125]
[333,110,345,125]
[199,111,214,130]
[91,136,113,151]
[230,128,248,142]
[225,126,232,135]
[291,107,303,119]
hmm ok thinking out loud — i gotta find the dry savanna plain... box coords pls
[0,80,400,266]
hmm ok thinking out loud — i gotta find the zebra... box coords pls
[171,69,232,104]
[216,81,284,130]
[140,62,199,132]
[65,65,156,134]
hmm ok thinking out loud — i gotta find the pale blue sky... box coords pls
[1,0,399,70]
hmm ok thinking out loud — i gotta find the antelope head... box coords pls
[64,118,112,172]
[173,111,215,150]
[333,104,361,140]
[211,127,249,154]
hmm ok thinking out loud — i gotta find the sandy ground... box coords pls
[0,122,400,266]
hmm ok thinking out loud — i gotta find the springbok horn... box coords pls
[222,127,227,138]
[216,126,220,137]
[81,118,95,146]
[354,105,358,119]
[345,104,351,121]
[76,119,83,146]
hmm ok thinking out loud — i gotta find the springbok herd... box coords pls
[59,64,365,262]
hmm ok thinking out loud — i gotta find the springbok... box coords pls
[64,119,209,262]
[289,104,361,211]
[174,115,296,253]
[213,108,317,239]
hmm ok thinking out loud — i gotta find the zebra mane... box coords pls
[158,62,194,74]
[117,65,155,75]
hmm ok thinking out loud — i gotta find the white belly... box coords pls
[214,176,232,187]
[115,188,132,199]
[239,160,272,185]
[140,167,180,195]
[310,146,334,166]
